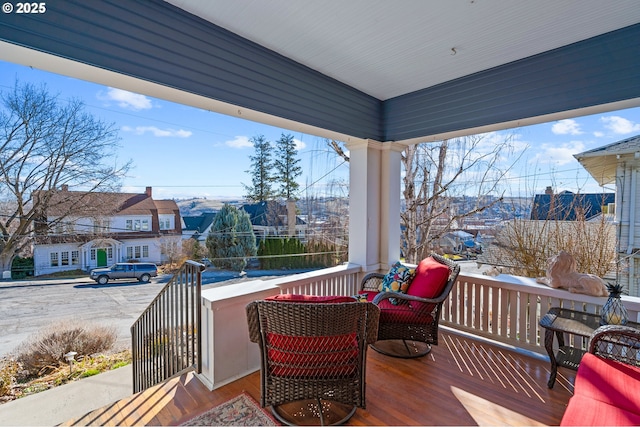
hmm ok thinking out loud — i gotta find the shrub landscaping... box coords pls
[0,321,131,404]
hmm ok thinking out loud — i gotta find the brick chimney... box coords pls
[145,186,152,197]
[61,184,68,191]
[545,186,553,195]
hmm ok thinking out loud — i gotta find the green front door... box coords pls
[97,249,107,267]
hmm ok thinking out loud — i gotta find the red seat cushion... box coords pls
[571,353,640,415]
[561,394,640,426]
[265,294,356,303]
[361,291,434,324]
[407,257,450,299]
[561,353,640,425]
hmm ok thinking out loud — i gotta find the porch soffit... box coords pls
[166,0,640,101]
[574,135,640,186]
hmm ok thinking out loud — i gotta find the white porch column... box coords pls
[380,142,404,268]
[347,139,403,273]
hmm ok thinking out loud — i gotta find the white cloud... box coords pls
[225,136,253,148]
[101,87,152,110]
[593,131,605,137]
[122,126,191,138]
[600,116,640,134]
[294,138,306,150]
[551,119,583,135]
[534,140,585,166]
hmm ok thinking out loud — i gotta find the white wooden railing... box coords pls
[443,272,640,355]
[198,265,640,389]
[270,263,362,296]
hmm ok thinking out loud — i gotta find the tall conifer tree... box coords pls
[243,135,274,202]
[274,133,302,200]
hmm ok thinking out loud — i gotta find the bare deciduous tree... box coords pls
[327,134,525,264]
[0,81,131,272]
[491,197,616,278]
[401,134,525,263]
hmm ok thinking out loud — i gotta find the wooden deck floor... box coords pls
[62,330,575,426]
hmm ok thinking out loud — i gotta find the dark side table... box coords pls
[539,307,639,388]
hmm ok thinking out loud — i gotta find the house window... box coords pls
[160,218,171,230]
[61,251,69,266]
[128,219,150,231]
[107,247,113,259]
[71,250,79,265]
[125,245,148,259]
[90,249,96,260]
[50,252,58,267]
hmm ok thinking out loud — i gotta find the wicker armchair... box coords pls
[246,297,380,426]
[360,253,460,358]
[589,324,640,364]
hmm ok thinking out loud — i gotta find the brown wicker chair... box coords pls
[360,253,460,358]
[246,297,380,426]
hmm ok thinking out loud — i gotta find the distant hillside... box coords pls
[176,198,244,217]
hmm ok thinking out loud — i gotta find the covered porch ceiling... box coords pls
[167,0,640,102]
[0,0,639,144]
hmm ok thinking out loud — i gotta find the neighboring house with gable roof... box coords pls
[240,201,307,240]
[530,187,615,221]
[32,186,182,276]
[575,135,640,296]
[182,212,217,242]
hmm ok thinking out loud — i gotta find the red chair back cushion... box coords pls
[407,257,450,299]
[263,294,360,377]
[267,333,359,377]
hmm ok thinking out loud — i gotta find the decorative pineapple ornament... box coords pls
[600,282,628,326]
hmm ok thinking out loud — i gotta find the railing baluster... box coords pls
[130,260,204,393]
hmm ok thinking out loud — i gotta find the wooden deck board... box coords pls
[62,330,574,426]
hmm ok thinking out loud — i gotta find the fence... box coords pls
[131,260,204,393]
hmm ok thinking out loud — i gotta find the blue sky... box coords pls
[2,59,640,200]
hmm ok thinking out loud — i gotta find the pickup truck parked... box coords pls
[90,262,158,285]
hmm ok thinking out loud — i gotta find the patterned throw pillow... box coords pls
[352,293,368,302]
[380,262,416,304]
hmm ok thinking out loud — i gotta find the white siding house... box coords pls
[33,186,182,276]
[575,135,640,296]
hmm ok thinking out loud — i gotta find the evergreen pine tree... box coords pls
[274,133,302,200]
[243,135,275,202]
[206,204,257,271]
